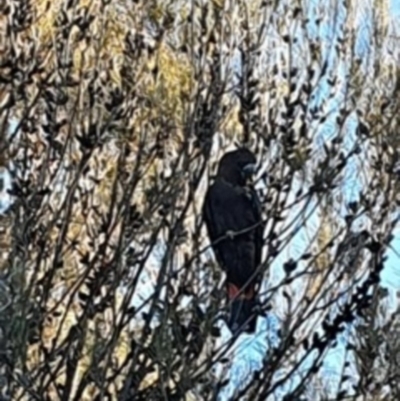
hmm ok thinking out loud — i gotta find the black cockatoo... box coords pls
[203,148,264,334]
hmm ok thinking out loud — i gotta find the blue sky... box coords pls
[391,0,400,18]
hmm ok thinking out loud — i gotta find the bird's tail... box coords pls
[227,283,258,334]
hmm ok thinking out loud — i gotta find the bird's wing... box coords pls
[203,181,232,269]
[203,179,264,287]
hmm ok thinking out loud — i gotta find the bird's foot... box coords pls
[226,230,236,239]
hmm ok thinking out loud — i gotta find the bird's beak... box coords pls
[242,163,257,184]
[243,163,257,175]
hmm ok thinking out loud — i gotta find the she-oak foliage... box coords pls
[0,0,399,400]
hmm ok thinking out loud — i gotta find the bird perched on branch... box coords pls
[203,148,264,334]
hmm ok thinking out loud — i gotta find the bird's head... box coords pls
[217,148,257,186]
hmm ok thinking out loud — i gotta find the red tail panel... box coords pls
[227,282,255,300]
